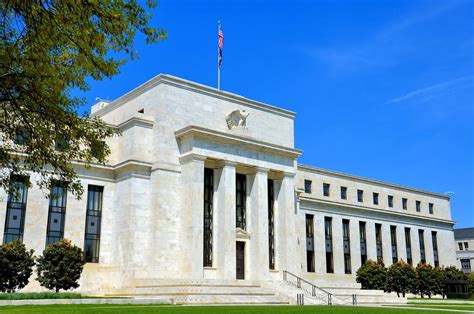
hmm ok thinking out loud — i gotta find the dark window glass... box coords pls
[429,203,434,215]
[461,259,471,272]
[416,201,421,212]
[84,185,103,263]
[419,230,426,263]
[359,221,367,265]
[46,182,67,246]
[375,223,383,263]
[340,186,347,200]
[306,214,315,272]
[458,243,463,251]
[357,190,364,203]
[390,226,398,264]
[432,231,439,267]
[203,168,214,267]
[236,174,247,230]
[325,217,333,273]
[3,176,29,244]
[465,242,469,250]
[268,179,275,270]
[343,219,351,274]
[405,228,412,265]
[14,128,30,145]
[388,195,394,208]
[373,193,379,205]
[323,183,330,197]
[54,136,69,152]
[304,180,312,193]
[402,198,408,210]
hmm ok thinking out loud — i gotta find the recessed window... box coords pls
[14,128,30,145]
[461,259,471,272]
[429,203,434,215]
[402,198,408,210]
[465,242,469,250]
[388,195,394,208]
[304,180,312,194]
[458,243,463,251]
[357,190,364,203]
[340,186,347,200]
[323,183,330,197]
[138,108,144,114]
[373,193,379,205]
[416,201,421,212]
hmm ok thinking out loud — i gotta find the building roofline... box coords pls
[92,74,296,119]
[298,164,450,200]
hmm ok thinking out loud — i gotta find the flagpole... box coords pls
[217,21,221,90]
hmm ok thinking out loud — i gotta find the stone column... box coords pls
[397,224,407,262]
[382,223,393,266]
[214,161,236,279]
[314,212,326,275]
[366,221,377,262]
[411,228,421,265]
[332,216,344,274]
[425,228,435,266]
[180,154,206,278]
[350,218,362,273]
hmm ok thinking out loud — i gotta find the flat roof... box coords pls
[454,228,474,239]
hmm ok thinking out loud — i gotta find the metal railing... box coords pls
[283,270,333,305]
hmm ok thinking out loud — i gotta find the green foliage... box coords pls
[0,292,82,300]
[36,239,85,293]
[356,259,387,290]
[432,266,447,298]
[415,263,437,298]
[0,0,166,198]
[0,240,35,293]
[469,272,474,296]
[386,260,417,297]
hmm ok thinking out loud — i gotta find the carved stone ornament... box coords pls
[226,109,250,129]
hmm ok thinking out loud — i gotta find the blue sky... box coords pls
[75,0,473,227]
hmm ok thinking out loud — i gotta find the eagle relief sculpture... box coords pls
[226,109,250,130]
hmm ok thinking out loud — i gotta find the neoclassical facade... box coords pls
[0,74,458,295]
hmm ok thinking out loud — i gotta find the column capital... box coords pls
[179,153,207,164]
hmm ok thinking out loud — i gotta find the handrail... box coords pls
[282,270,333,305]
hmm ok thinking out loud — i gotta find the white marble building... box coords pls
[0,74,458,296]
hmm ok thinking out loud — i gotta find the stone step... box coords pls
[133,279,261,287]
[118,286,275,295]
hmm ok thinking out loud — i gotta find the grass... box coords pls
[402,304,474,311]
[0,305,460,314]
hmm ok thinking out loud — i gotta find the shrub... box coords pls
[386,259,416,297]
[432,266,447,298]
[415,263,436,298]
[0,240,35,293]
[36,239,85,293]
[468,272,474,297]
[356,259,387,290]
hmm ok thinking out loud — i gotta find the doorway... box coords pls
[236,241,245,280]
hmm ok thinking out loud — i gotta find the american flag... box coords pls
[218,23,224,68]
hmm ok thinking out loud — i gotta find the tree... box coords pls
[432,266,447,299]
[0,240,35,293]
[386,260,417,297]
[356,259,387,290]
[415,263,437,298]
[1,1,166,198]
[36,239,85,293]
[468,272,474,297]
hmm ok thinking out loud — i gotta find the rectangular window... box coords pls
[306,214,315,272]
[304,180,312,193]
[461,259,471,273]
[3,176,29,244]
[429,203,434,215]
[375,223,383,263]
[416,201,421,212]
[14,128,30,145]
[357,190,364,203]
[465,242,469,250]
[432,231,439,268]
[325,217,334,273]
[340,186,347,199]
[405,228,412,265]
[268,179,275,270]
[402,198,408,210]
[458,242,464,251]
[323,183,330,197]
[236,174,247,230]
[359,221,367,265]
[46,182,67,246]
[419,229,426,264]
[343,219,351,274]
[203,168,214,267]
[84,185,103,263]
[390,226,398,264]
[373,193,379,205]
[388,195,394,208]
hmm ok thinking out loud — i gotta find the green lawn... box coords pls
[402,303,474,311]
[0,305,461,314]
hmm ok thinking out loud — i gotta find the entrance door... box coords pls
[236,242,245,280]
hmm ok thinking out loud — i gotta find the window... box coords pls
[306,215,315,272]
[46,182,67,246]
[391,226,398,264]
[84,185,103,263]
[359,221,367,265]
[236,174,247,230]
[373,193,379,205]
[203,168,214,267]
[375,223,383,263]
[3,176,29,244]
[323,183,330,197]
[90,141,105,159]
[461,259,471,273]
[325,217,334,273]
[268,179,275,270]
[416,201,421,212]
[357,190,364,203]
[138,108,144,114]
[54,136,69,152]
[14,128,30,145]
[405,228,412,265]
[343,219,351,274]
[429,203,434,215]
[419,230,426,264]
[402,198,408,210]
[432,231,439,267]
[388,195,394,208]
[459,243,464,251]
[340,186,347,200]
[304,180,312,193]
[465,242,469,250]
